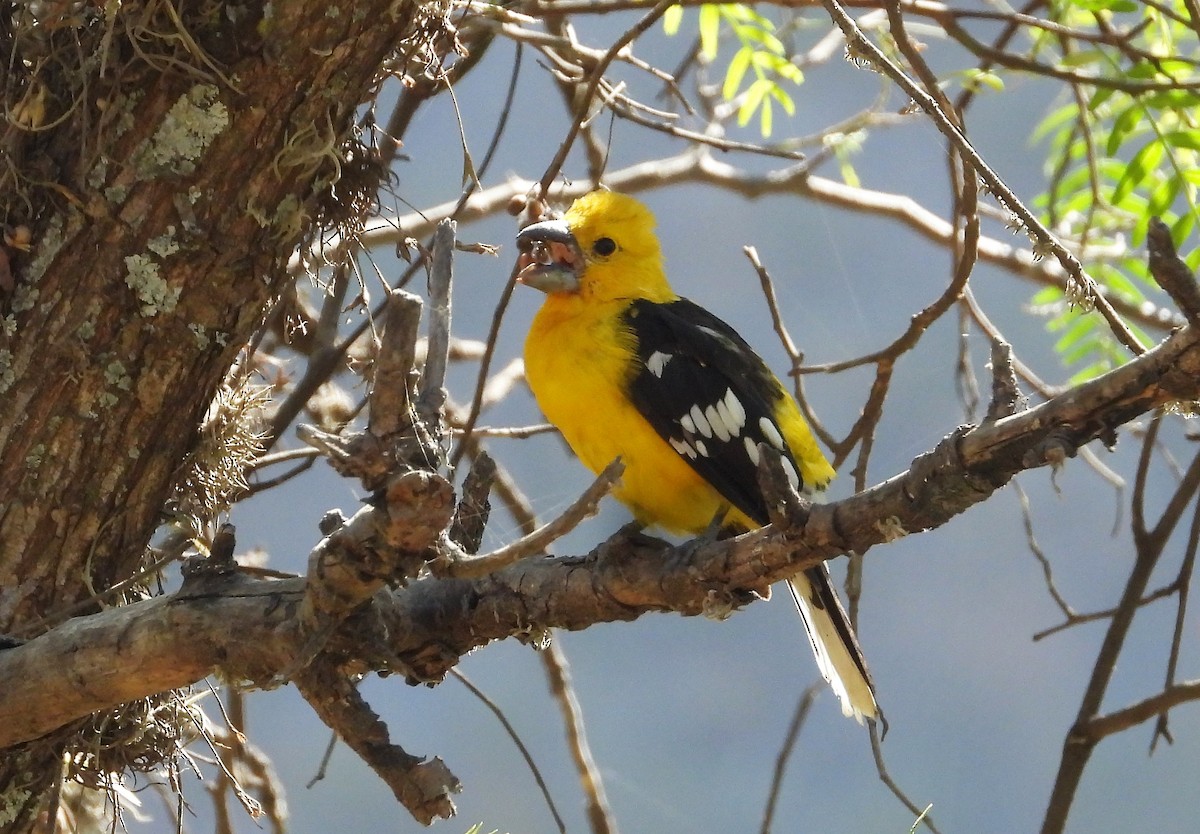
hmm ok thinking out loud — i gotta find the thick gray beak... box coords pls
[516,219,583,294]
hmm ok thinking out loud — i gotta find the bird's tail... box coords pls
[787,565,880,724]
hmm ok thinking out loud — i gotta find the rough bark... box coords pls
[0,1,433,828]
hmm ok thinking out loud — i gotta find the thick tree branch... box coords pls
[5,320,1200,754]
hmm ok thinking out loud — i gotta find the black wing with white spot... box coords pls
[621,297,804,525]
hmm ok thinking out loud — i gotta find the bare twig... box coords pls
[819,0,1147,356]
[436,458,624,578]
[541,640,618,834]
[760,683,821,834]
[870,722,940,834]
[1151,494,1200,752]
[743,246,836,450]
[1040,434,1200,834]
[450,669,568,834]
[367,290,423,439]
[418,220,456,434]
[450,263,520,468]
[295,660,460,825]
[1147,217,1200,326]
[535,0,679,195]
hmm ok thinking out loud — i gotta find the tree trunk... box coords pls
[0,2,430,828]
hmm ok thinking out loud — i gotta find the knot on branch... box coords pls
[1020,427,1080,470]
[902,426,998,527]
[1148,217,1200,326]
[985,338,1020,422]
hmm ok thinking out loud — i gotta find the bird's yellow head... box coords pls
[516,191,675,304]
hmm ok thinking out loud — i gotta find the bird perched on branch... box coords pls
[514,190,879,723]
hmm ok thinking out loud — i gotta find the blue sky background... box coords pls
[144,12,1200,834]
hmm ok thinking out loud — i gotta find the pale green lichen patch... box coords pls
[124,254,181,317]
[147,226,179,258]
[143,84,229,176]
[189,322,210,348]
[0,785,32,826]
[9,283,37,313]
[0,349,14,394]
[24,212,68,283]
[104,359,132,392]
[25,443,45,469]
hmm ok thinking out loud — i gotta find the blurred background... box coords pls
[150,9,1200,834]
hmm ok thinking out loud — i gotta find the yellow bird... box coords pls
[515,190,878,723]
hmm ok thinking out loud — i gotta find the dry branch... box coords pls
[5,318,1200,752]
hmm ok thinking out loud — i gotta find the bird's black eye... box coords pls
[593,237,617,256]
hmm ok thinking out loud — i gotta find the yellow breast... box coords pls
[523,294,730,534]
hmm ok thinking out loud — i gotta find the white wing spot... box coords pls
[694,439,709,457]
[647,351,672,378]
[680,413,696,435]
[714,397,739,438]
[760,417,786,451]
[670,437,697,459]
[744,436,761,466]
[723,389,746,430]
[705,404,731,441]
[781,457,801,490]
[690,404,713,438]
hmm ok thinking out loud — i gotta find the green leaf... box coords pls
[760,95,773,137]
[662,4,683,36]
[1143,89,1200,111]
[1031,285,1064,306]
[699,4,721,60]
[1111,140,1164,206]
[723,48,753,99]
[1069,359,1114,385]
[839,157,860,187]
[1087,86,1118,112]
[1054,314,1093,354]
[1098,269,1145,304]
[1174,211,1197,246]
[1072,0,1137,9]
[1062,335,1102,365]
[966,69,1005,92]
[771,84,795,116]
[1105,104,1143,157]
[1148,174,1182,218]
[1163,130,1200,152]
[737,77,771,127]
[735,24,784,54]
[1058,50,1106,68]
[1032,103,1079,144]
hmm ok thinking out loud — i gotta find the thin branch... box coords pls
[417,220,456,433]
[536,0,679,195]
[450,263,519,468]
[1086,680,1200,741]
[372,157,1182,334]
[760,683,820,834]
[1041,439,1200,834]
[541,640,618,834]
[1013,480,1075,624]
[450,668,568,833]
[819,0,1147,357]
[1032,582,1178,642]
[436,458,624,578]
[870,721,941,834]
[1151,492,1200,751]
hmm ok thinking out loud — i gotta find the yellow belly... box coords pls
[524,295,733,534]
